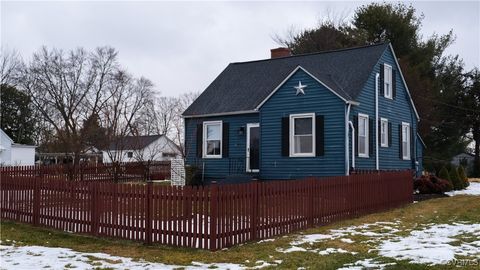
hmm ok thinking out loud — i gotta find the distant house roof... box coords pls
[183,43,389,117]
[106,135,163,151]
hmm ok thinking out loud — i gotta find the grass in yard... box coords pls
[1,195,479,270]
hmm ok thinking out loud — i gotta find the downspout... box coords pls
[345,103,352,175]
[349,121,355,169]
[375,73,380,170]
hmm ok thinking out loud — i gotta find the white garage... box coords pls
[0,129,36,166]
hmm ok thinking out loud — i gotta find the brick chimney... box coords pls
[270,47,292,58]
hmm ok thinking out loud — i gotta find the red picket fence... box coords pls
[0,170,413,250]
[0,162,171,182]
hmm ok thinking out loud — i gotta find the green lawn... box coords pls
[1,195,479,269]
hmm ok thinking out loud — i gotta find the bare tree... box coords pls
[0,48,22,86]
[101,74,155,164]
[174,92,200,157]
[20,46,121,165]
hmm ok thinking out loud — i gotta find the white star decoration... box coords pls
[294,81,307,95]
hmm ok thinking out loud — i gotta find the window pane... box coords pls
[294,118,312,135]
[359,137,366,154]
[207,140,220,155]
[359,118,366,136]
[402,126,408,142]
[207,124,221,140]
[294,135,313,154]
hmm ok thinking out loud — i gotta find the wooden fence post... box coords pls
[251,179,259,241]
[145,181,153,244]
[33,168,41,226]
[307,178,314,227]
[209,181,218,251]
[90,182,98,235]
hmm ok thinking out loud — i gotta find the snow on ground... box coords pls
[0,245,279,270]
[446,182,480,196]
[337,258,396,270]
[279,219,480,267]
[378,222,480,265]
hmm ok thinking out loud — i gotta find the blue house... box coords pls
[183,43,423,182]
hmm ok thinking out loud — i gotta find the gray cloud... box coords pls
[2,1,478,97]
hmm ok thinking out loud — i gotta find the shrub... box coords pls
[414,174,453,194]
[458,165,469,188]
[438,166,452,187]
[185,165,203,186]
[449,166,463,190]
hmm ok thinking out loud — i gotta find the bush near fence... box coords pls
[0,170,413,250]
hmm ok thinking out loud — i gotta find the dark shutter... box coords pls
[316,115,324,156]
[378,119,382,146]
[222,122,229,158]
[388,122,392,147]
[196,123,203,158]
[353,115,358,156]
[281,117,289,156]
[379,64,384,96]
[392,69,397,99]
[410,126,414,164]
[369,118,374,157]
[398,124,403,159]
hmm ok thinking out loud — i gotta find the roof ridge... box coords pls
[231,42,389,65]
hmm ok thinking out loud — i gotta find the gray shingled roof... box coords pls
[183,43,389,116]
[106,135,163,150]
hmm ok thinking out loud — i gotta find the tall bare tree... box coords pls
[19,46,132,164]
[0,48,22,86]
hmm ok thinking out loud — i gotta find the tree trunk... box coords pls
[473,126,480,177]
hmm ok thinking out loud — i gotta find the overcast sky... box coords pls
[2,1,479,97]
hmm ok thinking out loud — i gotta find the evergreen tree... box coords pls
[438,166,451,184]
[0,84,36,144]
[449,166,463,190]
[457,165,469,188]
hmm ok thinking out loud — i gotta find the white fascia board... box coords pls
[182,110,258,119]
[388,43,421,121]
[255,65,350,110]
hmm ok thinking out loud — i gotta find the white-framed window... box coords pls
[380,118,389,147]
[402,122,411,160]
[384,64,393,99]
[289,113,315,157]
[203,121,222,158]
[358,113,369,158]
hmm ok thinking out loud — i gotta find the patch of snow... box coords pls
[276,246,307,253]
[257,238,275,244]
[377,223,480,265]
[0,245,277,270]
[446,182,480,196]
[252,260,280,269]
[316,247,349,255]
[340,238,355,244]
[290,234,332,245]
[338,258,396,270]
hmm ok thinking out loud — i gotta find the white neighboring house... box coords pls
[102,135,181,163]
[0,129,36,166]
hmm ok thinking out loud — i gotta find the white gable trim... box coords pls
[0,129,14,144]
[255,65,350,110]
[182,110,258,119]
[388,43,420,120]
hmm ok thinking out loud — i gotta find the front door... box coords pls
[246,123,260,172]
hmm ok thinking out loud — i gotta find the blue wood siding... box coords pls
[259,69,346,179]
[350,46,420,172]
[184,114,259,179]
